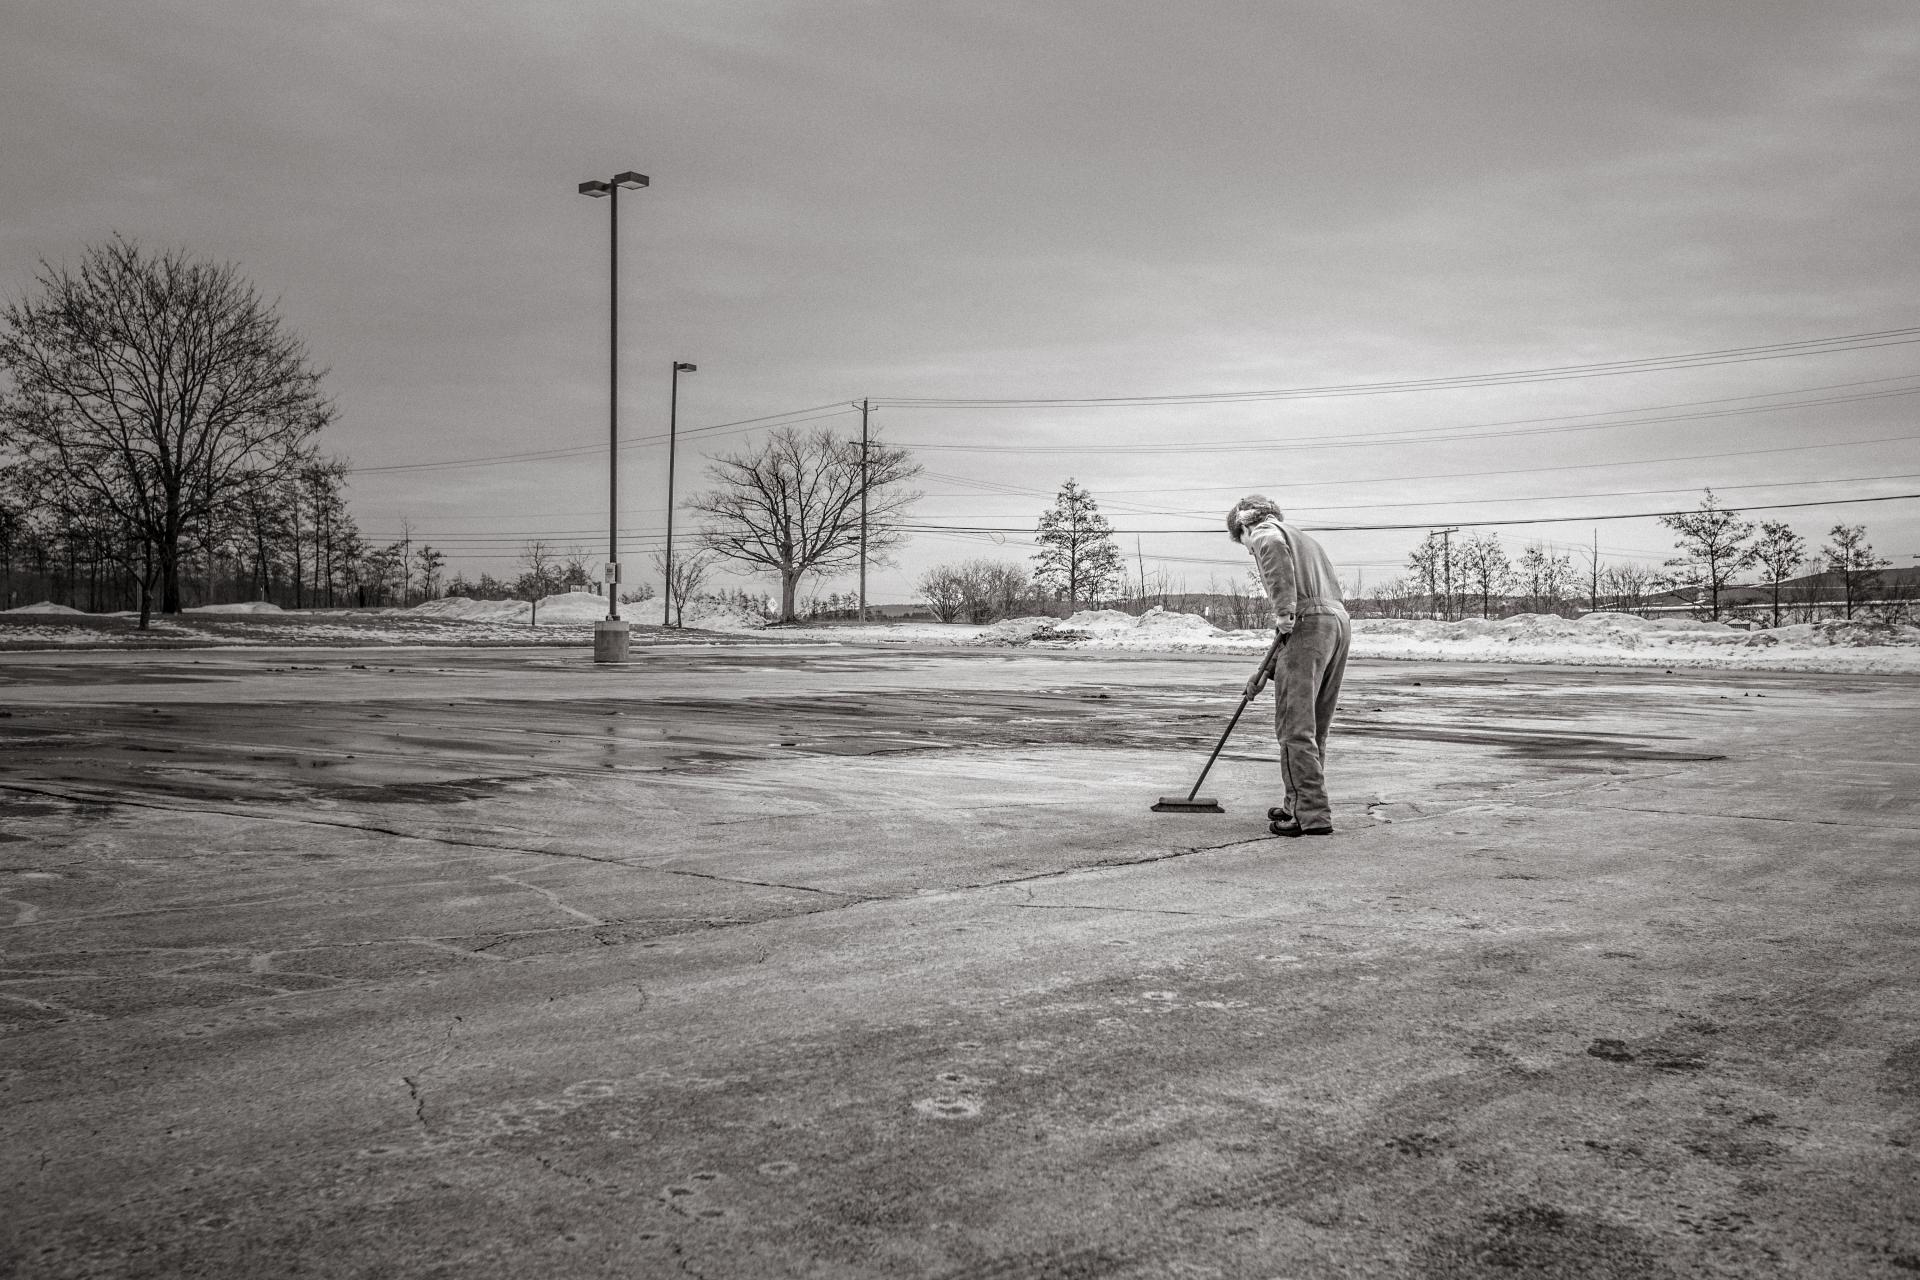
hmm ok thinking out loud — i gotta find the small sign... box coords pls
[597,561,621,584]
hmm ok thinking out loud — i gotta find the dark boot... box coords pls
[1269,818,1333,838]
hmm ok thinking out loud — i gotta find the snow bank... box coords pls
[928,606,1920,674]
[680,599,769,632]
[2,601,84,615]
[407,592,609,626]
[185,601,285,615]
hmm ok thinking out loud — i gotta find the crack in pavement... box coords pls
[1571,802,1920,830]
[401,1075,428,1130]
[1015,903,1259,920]
[488,873,606,925]
[953,833,1280,893]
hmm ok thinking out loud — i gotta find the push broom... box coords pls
[1151,630,1286,814]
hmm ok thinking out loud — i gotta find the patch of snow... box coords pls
[680,599,770,632]
[185,601,285,614]
[3,601,85,615]
[408,592,609,626]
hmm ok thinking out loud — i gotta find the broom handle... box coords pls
[1186,630,1287,802]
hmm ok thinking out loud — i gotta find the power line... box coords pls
[383,473,1918,547]
[347,403,856,476]
[874,326,1920,408]
[905,381,1920,455]
[1036,429,1920,496]
[899,486,1920,535]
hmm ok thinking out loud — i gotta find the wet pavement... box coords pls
[1,644,1917,1278]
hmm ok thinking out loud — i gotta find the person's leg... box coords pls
[1313,613,1351,763]
[1275,616,1339,829]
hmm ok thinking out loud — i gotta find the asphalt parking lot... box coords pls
[2,644,1917,1278]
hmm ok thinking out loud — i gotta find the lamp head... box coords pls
[674,362,697,373]
[612,171,649,189]
[578,180,611,198]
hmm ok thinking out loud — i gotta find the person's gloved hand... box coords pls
[1244,668,1268,700]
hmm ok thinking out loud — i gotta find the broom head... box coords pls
[1152,796,1225,813]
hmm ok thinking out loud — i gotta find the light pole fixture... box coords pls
[664,360,696,627]
[578,169,648,663]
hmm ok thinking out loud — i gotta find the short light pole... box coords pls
[857,398,870,622]
[662,360,696,627]
[578,169,649,663]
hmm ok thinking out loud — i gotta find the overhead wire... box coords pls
[874,326,1920,408]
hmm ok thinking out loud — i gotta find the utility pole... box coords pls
[1436,527,1459,621]
[662,361,696,626]
[857,399,870,623]
[1136,535,1146,606]
[1590,529,1600,614]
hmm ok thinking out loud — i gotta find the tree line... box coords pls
[1366,491,1901,624]
[8,242,1903,633]
[0,238,470,622]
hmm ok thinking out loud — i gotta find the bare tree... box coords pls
[0,238,334,626]
[1600,562,1655,614]
[962,558,1030,623]
[917,564,967,623]
[649,546,716,627]
[1517,543,1576,614]
[1658,489,1755,621]
[1750,520,1806,627]
[517,540,561,624]
[1405,535,1446,618]
[1823,523,1886,620]
[689,426,920,623]
[1457,533,1512,618]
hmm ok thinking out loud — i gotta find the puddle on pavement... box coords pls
[0,662,1749,811]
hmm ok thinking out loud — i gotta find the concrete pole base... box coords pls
[593,619,631,664]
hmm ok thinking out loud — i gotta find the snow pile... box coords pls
[2,601,84,615]
[926,606,1920,673]
[680,598,769,632]
[1134,606,1226,639]
[528,591,618,624]
[1052,609,1145,637]
[1357,611,1733,650]
[185,601,285,615]
[1744,619,1920,648]
[976,617,1060,646]
[407,592,610,626]
[977,606,1238,652]
[410,596,533,623]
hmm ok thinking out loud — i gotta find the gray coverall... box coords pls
[1243,518,1351,829]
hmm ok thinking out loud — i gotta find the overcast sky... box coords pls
[7,0,1919,604]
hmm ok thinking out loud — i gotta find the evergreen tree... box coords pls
[1032,479,1123,610]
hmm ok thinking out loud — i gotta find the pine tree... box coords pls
[1032,479,1123,610]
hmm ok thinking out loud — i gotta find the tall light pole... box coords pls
[663,360,696,626]
[578,169,649,663]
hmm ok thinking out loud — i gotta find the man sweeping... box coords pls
[1229,495,1351,837]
